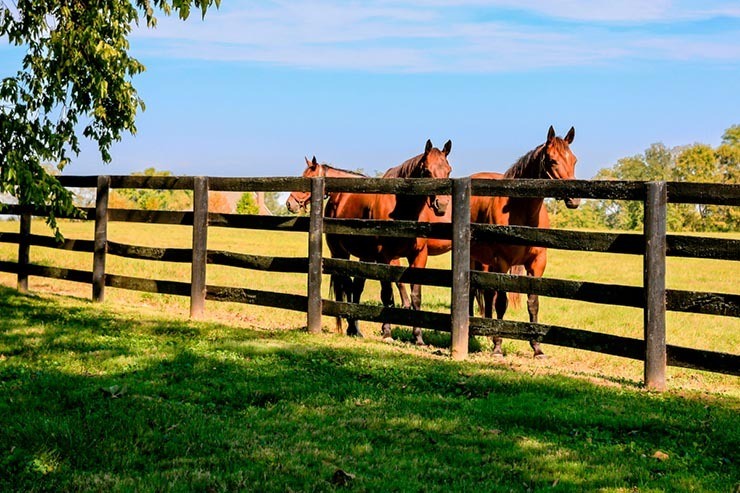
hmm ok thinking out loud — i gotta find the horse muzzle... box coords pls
[564,197,581,209]
[431,196,449,216]
[286,196,306,214]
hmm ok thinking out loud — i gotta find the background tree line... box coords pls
[549,124,739,232]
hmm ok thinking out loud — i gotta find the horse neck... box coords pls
[386,153,431,219]
[504,146,547,224]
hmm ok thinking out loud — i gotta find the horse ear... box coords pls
[311,156,319,166]
[547,126,556,142]
[443,140,452,156]
[425,139,433,155]
[305,156,312,167]
[565,127,575,144]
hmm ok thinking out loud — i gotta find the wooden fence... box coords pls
[0,175,738,391]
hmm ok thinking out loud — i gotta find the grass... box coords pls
[0,218,737,395]
[0,286,738,492]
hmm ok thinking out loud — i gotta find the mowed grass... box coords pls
[0,218,738,398]
[0,286,739,492]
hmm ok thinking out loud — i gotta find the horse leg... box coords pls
[347,276,366,337]
[380,279,395,339]
[527,253,548,359]
[408,249,428,346]
[491,288,508,358]
[391,259,411,309]
[330,273,347,334]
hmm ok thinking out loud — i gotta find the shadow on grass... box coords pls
[0,286,738,492]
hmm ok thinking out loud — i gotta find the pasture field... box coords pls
[0,285,738,492]
[0,218,738,398]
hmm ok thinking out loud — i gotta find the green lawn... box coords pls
[0,219,737,395]
[0,286,738,492]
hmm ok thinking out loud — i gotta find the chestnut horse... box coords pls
[471,126,580,358]
[287,158,421,325]
[288,140,452,344]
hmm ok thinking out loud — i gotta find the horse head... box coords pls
[542,126,580,209]
[418,139,453,216]
[286,156,323,213]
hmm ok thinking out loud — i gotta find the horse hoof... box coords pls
[534,353,548,360]
[382,337,394,343]
[414,339,426,346]
[347,330,364,338]
[492,352,505,360]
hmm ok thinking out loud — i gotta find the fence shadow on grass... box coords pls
[0,286,738,492]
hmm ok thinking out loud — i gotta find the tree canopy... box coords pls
[550,125,740,232]
[1,0,218,235]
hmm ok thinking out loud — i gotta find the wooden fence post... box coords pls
[190,176,209,319]
[644,181,667,391]
[451,177,471,360]
[17,209,31,293]
[307,177,325,333]
[93,175,110,302]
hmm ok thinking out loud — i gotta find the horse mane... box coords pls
[321,163,368,178]
[383,153,424,178]
[504,145,546,179]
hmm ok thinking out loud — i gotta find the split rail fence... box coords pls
[0,175,738,391]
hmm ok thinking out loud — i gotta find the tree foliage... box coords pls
[111,167,192,210]
[0,0,219,235]
[236,193,259,215]
[579,126,740,232]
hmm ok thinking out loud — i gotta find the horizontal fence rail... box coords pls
[1,175,738,389]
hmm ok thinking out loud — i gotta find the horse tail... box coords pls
[508,265,525,309]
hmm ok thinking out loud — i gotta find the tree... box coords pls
[236,193,259,215]
[1,0,219,236]
[112,167,192,210]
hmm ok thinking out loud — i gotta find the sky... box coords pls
[2,0,740,179]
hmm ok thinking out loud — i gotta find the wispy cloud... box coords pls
[130,0,740,72]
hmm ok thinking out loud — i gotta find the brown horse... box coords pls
[307,140,452,344]
[470,126,579,358]
[287,157,434,320]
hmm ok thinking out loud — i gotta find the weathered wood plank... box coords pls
[25,264,92,284]
[323,258,451,287]
[209,213,310,231]
[209,177,308,192]
[324,177,452,195]
[206,286,307,312]
[108,209,193,225]
[109,175,194,190]
[26,234,94,252]
[107,242,192,262]
[472,179,645,201]
[644,181,667,391]
[470,317,645,360]
[471,270,644,308]
[667,182,740,206]
[57,175,99,188]
[322,299,451,332]
[190,176,209,318]
[324,217,452,240]
[308,177,324,333]
[451,177,471,360]
[105,273,192,296]
[667,345,740,376]
[208,251,308,272]
[17,212,31,293]
[666,290,739,317]
[0,232,21,244]
[473,224,644,254]
[667,234,740,261]
[93,175,110,302]
[0,260,18,274]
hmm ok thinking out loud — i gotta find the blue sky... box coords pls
[2,0,740,179]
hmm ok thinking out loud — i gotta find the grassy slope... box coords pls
[0,286,738,492]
